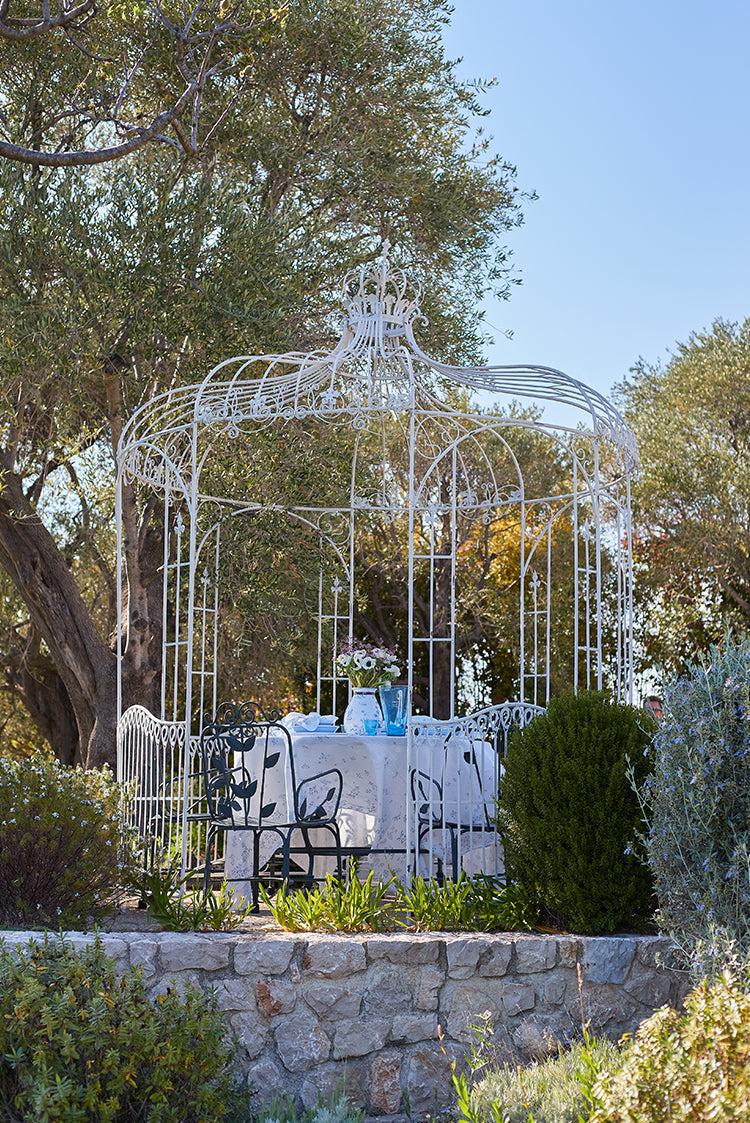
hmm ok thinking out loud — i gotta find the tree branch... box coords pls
[0,95,194,166]
[0,0,95,40]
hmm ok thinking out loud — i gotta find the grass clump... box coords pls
[256,1095,364,1123]
[464,1037,621,1123]
[0,933,250,1122]
[260,870,532,933]
[498,690,656,934]
[131,861,254,931]
[261,869,396,932]
[0,754,132,929]
[394,873,533,933]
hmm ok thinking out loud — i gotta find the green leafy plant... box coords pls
[498,690,656,934]
[261,869,397,932]
[394,871,474,931]
[458,1035,619,1123]
[255,1089,365,1123]
[302,1095,365,1123]
[394,873,533,933]
[131,863,254,931]
[393,871,528,932]
[636,634,750,978]
[439,1012,507,1123]
[0,933,249,1123]
[573,961,608,1122]
[0,754,134,929]
[262,869,533,934]
[591,972,750,1122]
[462,875,535,933]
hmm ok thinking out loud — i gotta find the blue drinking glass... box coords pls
[378,685,407,735]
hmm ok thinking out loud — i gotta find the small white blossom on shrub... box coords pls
[0,754,135,929]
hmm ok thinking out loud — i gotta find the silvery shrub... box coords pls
[639,634,750,978]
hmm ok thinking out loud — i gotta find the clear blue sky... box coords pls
[442,0,750,401]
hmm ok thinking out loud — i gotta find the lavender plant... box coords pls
[638,634,750,977]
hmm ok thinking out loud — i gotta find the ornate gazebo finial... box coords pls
[341,244,426,354]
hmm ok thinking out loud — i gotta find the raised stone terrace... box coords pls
[3,928,688,1120]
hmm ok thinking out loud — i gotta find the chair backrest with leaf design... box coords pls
[200,701,288,830]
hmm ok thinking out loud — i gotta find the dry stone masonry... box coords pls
[3,930,687,1120]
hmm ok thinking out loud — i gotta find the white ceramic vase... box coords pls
[343,687,383,735]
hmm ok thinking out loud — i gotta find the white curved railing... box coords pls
[117,706,211,874]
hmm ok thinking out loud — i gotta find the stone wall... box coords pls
[3,930,687,1120]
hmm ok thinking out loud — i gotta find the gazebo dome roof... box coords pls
[119,243,638,491]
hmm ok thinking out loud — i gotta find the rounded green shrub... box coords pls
[591,973,750,1122]
[497,690,655,934]
[638,635,750,978]
[0,934,249,1122]
[0,754,131,929]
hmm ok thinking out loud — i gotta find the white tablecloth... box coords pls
[224,730,502,894]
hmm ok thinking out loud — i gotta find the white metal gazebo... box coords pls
[116,244,638,879]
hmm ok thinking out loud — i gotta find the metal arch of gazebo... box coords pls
[115,244,639,881]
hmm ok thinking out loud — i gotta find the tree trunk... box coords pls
[3,632,81,764]
[0,471,118,767]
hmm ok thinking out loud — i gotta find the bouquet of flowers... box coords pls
[335,640,401,688]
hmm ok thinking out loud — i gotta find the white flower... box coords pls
[353,651,368,667]
[360,656,376,670]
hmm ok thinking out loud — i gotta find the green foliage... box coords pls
[0,755,132,929]
[1,0,282,167]
[617,317,750,675]
[637,634,750,979]
[302,1104,364,1123]
[461,875,535,934]
[591,972,750,1123]
[0,933,249,1123]
[455,1039,620,1123]
[498,690,656,934]
[394,871,474,931]
[131,863,254,932]
[261,870,531,933]
[393,873,533,933]
[261,869,397,932]
[255,1091,364,1123]
[0,0,530,756]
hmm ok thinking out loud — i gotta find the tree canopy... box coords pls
[616,318,750,677]
[0,0,280,165]
[0,0,531,765]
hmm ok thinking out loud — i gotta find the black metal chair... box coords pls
[409,704,544,882]
[410,729,500,883]
[200,700,345,909]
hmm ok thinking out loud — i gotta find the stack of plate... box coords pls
[316,716,339,733]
